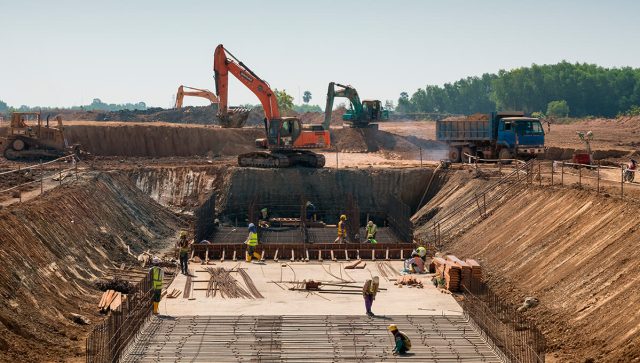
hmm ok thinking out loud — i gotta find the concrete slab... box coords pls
[161,261,462,317]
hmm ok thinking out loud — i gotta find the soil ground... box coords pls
[1,116,640,361]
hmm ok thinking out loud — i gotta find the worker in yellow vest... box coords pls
[334,215,347,243]
[245,223,261,262]
[177,231,191,275]
[150,257,163,315]
[362,276,380,316]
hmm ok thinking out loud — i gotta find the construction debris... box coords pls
[95,278,135,294]
[344,259,363,269]
[394,275,424,288]
[165,289,182,299]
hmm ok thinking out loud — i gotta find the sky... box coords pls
[1,0,640,109]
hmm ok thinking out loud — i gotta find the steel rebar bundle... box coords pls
[237,268,264,299]
[205,267,253,299]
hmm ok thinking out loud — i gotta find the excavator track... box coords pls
[238,150,325,168]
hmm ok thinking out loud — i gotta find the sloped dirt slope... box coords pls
[424,178,640,362]
[0,172,180,362]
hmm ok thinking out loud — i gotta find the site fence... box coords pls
[0,155,84,202]
[86,274,153,363]
[462,280,545,363]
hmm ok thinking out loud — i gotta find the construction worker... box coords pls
[388,324,412,355]
[404,251,425,273]
[150,257,163,315]
[260,208,269,220]
[177,231,191,275]
[245,223,261,262]
[362,276,380,316]
[366,221,377,244]
[416,246,427,259]
[305,201,317,221]
[334,215,347,243]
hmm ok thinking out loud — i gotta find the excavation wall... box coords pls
[0,172,180,362]
[416,172,640,362]
[64,123,264,157]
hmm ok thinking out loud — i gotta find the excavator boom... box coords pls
[174,85,219,109]
[212,44,330,168]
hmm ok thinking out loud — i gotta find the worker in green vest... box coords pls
[366,221,377,244]
[388,324,412,355]
[245,223,261,262]
[150,257,163,315]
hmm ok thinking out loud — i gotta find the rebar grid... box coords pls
[121,315,505,362]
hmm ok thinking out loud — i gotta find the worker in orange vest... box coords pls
[334,214,347,243]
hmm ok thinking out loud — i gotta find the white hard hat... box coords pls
[152,256,160,265]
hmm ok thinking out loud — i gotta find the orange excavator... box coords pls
[174,85,218,108]
[213,44,330,168]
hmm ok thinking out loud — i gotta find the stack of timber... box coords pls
[98,289,124,313]
[444,262,461,292]
[465,259,483,284]
[447,255,472,288]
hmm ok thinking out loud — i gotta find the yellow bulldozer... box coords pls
[0,112,79,160]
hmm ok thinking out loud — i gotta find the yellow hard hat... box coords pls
[180,231,187,238]
[340,214,347,220]
[387,324,398,331]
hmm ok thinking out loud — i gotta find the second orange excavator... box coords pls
[213,44,330,168]
[174,85,219,109]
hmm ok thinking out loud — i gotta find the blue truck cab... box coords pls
[436,111,545,162]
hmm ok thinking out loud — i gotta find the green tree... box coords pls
[0,100,8,114]
[274,89,294,112]
[547,100,570,117]
[302,90,312,104]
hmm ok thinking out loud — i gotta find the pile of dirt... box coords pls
[0,172,181,362]
[416,172,640,362]
[59,106,221,124]
[298,106,346,126]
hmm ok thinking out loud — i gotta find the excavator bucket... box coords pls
[217,107,250,128]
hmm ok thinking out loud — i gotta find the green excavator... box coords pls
[324,82,389,128]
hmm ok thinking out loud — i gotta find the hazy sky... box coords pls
[2,0,640,109]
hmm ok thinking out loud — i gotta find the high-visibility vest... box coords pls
[337,221,346,236]
[247,232,258,246]
[366,224,377,238]
[151,266,163,290]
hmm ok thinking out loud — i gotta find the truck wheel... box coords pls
[449,147,461,163]
[499,148,512,163]
[461,147,474,163]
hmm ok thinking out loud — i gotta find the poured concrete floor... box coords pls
[160,261,462,316]
[121,262,503,362]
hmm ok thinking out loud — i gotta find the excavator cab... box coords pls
[265,117,302,148]
[362,100,382,121]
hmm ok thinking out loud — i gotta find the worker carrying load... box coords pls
[388,324,412,356]
[334,214,347,243]
[366,221,377,244]
[403,250,425,274]
[177,231,192,275]
[149,257,164,315]
[362,276,380,316]
[245,223,262,262]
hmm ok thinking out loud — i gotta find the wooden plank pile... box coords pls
[446,255,471,289]
[465,259,483,283]
[344,260,366,269]
[394,275,424,288]
[98,290,125,313]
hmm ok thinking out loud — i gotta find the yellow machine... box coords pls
[174,85,219,108]
[0,112,78,160]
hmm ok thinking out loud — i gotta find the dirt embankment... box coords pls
[415,172,640,362]
[63,123,264,157]
[0,173,181,362]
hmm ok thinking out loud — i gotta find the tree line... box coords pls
[0,98,147,115]
[397,61,640,118]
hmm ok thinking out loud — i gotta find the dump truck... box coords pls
[436,112,545,162]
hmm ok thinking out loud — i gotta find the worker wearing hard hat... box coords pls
[416,246,427,259]
[388,324,412,355]
[334,215,348,244]
[366,221,377,244]
[150,257,164,315]
[245,223,261,262]
[177,231,191,275]
[404,250,425,273]
[362,276,380,316]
